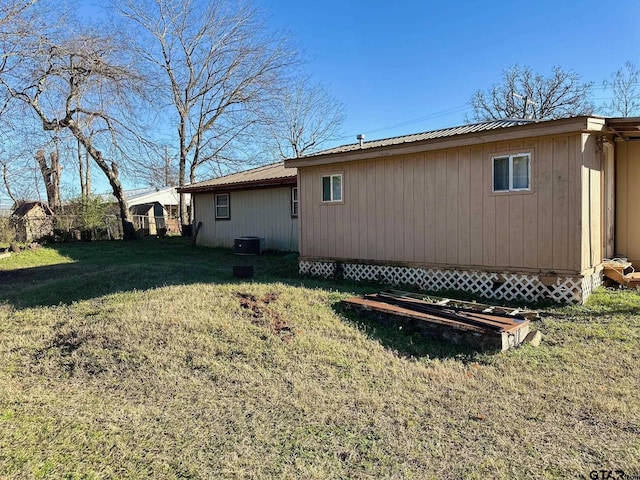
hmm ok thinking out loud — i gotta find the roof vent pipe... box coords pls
[357,134,365,147]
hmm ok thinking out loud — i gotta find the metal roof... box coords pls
[305,119,538,157]
[96,186,188,206]
[178,161,296,193]
[126,186,185,206]
[606,117,640,139]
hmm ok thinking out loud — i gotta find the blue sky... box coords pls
[2,0,638,207]
[77,0,640,144]
[254,0,640,143]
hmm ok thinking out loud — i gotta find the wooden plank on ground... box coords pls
[387,289,539,321]
[341,291,532,351]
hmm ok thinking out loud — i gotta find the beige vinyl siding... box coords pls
[615,140,640,266]
[193,186,298,252]
[299,133,592,275]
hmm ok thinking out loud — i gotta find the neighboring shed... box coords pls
[285,116,640,304]
[100,186,189,235]
[126,186,187,234]
[125,187,188,218]
[130,202,168,236]
[11,201,54,242]
[177,162,298,252]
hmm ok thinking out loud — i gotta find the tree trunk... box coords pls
[164,146,171,186]
[1,161,17,205]
[85,142,91,195]
[78,138,86,197]
[35,149,61,211]
[49,150,61,210]
[68,123,136,240]
[178,120,190,236]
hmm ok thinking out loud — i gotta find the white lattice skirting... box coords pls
[299,260,603,304]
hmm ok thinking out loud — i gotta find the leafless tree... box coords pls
[130,145,179,189]
[0,13,148,239]
[1,158,17,204]
[116,0,298,231]
[0,0,45,207]
[0,0,37,25]
[35,148,61,211]
[0,1,40,126]
[0,152,41,205]
[603,61,640,117]
[0,113,50,207]
[469,65,594,121]
[265,78,345,159]
[76,127,92,198]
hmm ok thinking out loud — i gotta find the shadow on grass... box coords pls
[0,237,517,360]
[0,237,303,309]
[0,237,404,310]
[332,302,478,361]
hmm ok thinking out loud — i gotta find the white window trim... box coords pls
[214,193,230,219]
[291,187,299,217]
[321,173,343,203]
[492,152,531,193]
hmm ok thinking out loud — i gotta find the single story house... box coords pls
[285,116,640,304]
[177,162,298,252]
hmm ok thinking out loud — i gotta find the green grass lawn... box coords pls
[1,238,639,479]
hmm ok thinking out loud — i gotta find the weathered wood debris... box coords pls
[342,290,538,352]
[603,259,640,289]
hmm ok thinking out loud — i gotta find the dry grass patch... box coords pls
[0,242,639,478]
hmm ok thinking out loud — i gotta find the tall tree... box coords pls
[0,0,41,113]
[130,145,179,189]
[0,159,17,205]
[76,128,93,198]
[0,119,51,206]
[603,61,640,117]
[0,26,142,239]
[117,0,297,232]
[470,65,594,121]
[35,148,61,211]
[266,78,345,159]
[0,152,40,205]
[0,1,39,206]
[0,0,36,24]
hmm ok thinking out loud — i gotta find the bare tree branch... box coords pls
[263,78,345,159]
[0,15,145,239]
[0,158,17,204]
[603,61,640,117]
[469,65,594,121]
[116,0,298,229]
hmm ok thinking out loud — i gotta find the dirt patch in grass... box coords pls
[1,242,639,479]
[236,291,295,342]
[30,319,150,378]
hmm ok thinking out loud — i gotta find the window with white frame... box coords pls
[321,174,342,202]
[291,187,299,217]
[493,153,531,192]
[215,193,230,219]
